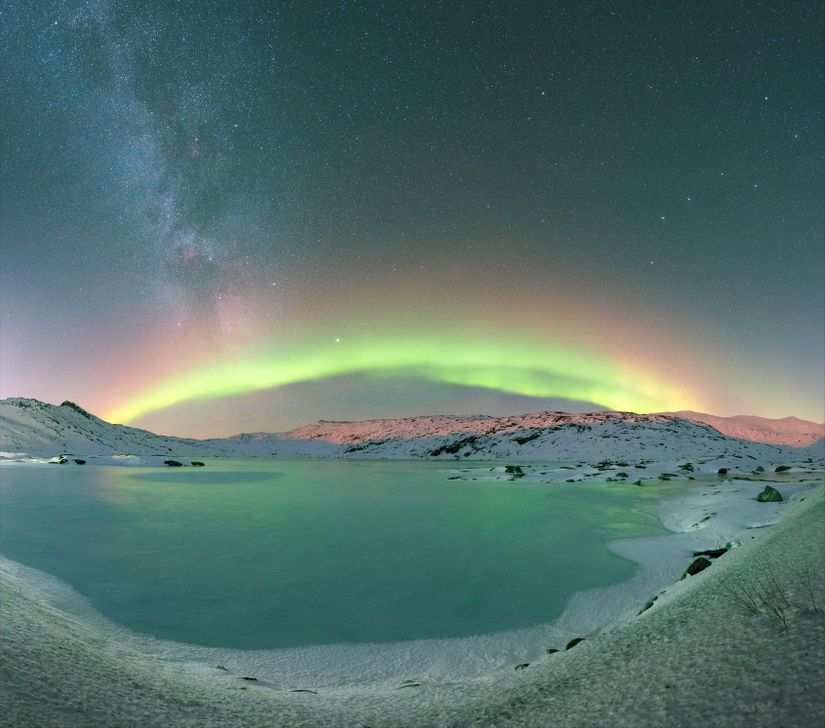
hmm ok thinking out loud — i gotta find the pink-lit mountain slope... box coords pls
[279,410,822,462]
[662,411,824,447]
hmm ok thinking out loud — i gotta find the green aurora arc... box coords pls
[107,332,701,425]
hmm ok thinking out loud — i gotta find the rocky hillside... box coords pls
[291,411,814,462]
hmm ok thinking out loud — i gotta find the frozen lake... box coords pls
[0,460,668,650]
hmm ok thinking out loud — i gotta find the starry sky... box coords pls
[1,0,823,437]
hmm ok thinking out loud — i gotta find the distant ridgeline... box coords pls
[0,397,822,462]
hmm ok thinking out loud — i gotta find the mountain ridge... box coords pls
[662,410,824,447]
[1,397,822,463]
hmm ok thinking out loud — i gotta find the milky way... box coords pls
[1,1,823,435]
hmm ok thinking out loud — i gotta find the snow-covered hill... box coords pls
[0,398,216,457]
[0,399,335,460]
[287,410,818,462]
[1,398,821,464]
[663,410,824,448]
[202,431,337,458]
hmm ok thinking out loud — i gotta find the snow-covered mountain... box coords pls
[0,398,217,457]
[282,410,820,462]
[662,410,824,448]
[1,398,821,464]
[0,398,335,459]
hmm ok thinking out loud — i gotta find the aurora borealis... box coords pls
[1,1,823,436]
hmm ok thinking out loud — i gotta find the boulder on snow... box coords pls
[756,485,783,502]
[164,460,183,467]
[565,637,585,650]
[73,459,86,465]
[774,465,791,473]
[717,468,728,475]
[191,461,205,467]
[682,556,712,578]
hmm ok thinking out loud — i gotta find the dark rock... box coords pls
[513,431,541,445]
[291,688,318,694]
[754,466,765,473]
[514,663,529,671]
[692,547,727,559]
[344,440,387,453]
[73,459,86,465]
[565,637,585,650]
[60,401,94,419]
[504,465,524,475]
[717,468,728,475]
[615,472,628,478]
[546,648,559,655]
[190,461,205,467]
[682,556,712,578]
[164,460,183,467]
[639,595,658,614]
[447,476,460,480]
[240,676,258,681]
[216,665,229,671]
[756,485,783,502]
[431,435,477,457]
[774,465,791,473]
[633,479,643,486]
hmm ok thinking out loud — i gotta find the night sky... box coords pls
[1,1,823,436]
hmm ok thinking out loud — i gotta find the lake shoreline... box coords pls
[2,468,823,726]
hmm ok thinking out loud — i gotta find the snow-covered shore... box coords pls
[1,472,823,726]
